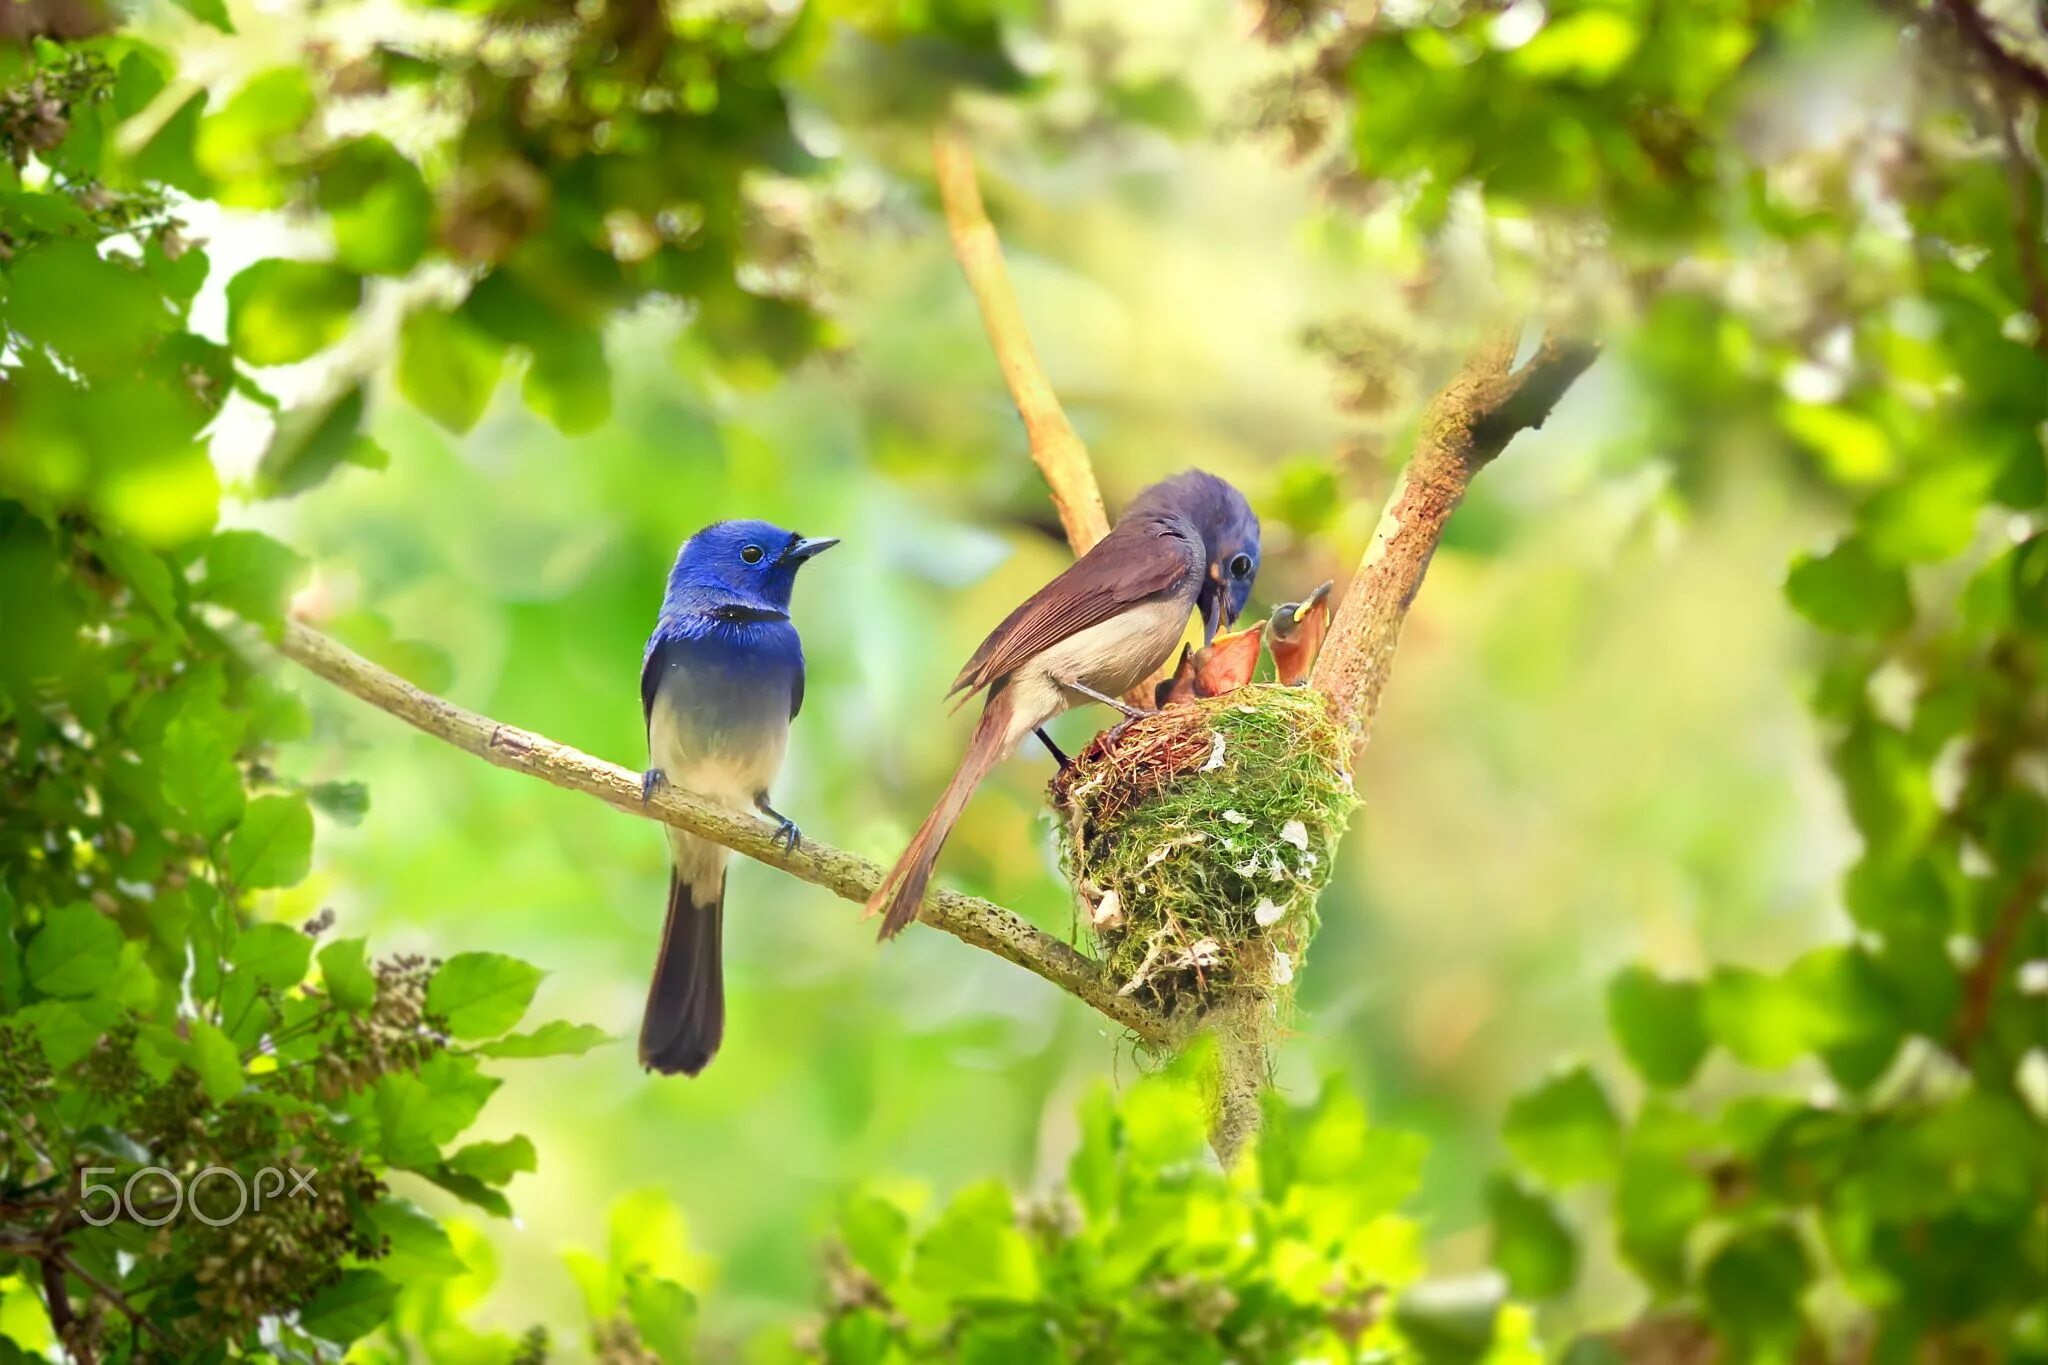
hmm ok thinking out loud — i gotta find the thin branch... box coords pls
[1937,0,2048,101]
[1993,82,2048,357]
[933,124,1112,556]
[275,620,1173,1046]
[1952,861,2047,1060]
[1309,325,1598,743]
[55,1252,172,1350]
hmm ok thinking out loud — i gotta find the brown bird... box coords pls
[1268,580,1334,686]
[865,470,1262,939]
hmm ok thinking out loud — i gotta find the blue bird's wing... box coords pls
[642,636,679,734]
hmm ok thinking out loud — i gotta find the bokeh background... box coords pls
[198,13,1855,1342]
[17,0,2043,1354]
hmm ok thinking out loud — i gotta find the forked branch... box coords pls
[1310,325,1598,742]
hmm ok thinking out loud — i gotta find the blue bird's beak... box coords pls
[781,536,839,564]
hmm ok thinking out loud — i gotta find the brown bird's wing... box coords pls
[949,524,1195,700]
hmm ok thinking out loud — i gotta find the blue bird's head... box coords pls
[669,519,838,610]
[1130,470,1261,644]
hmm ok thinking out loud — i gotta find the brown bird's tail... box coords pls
[866,688,1018,940]
[640,870,724,1075]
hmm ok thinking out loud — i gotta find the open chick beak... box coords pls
[1193,621,1265,698]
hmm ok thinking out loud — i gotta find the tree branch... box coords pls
[1952,860,2047,1060]
[1937,0,2048,102]
[933,124,1112,556]
[1310,325,1598,742]
[274,620,1173,1046]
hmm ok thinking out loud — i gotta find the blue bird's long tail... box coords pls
[640,871,724,1075]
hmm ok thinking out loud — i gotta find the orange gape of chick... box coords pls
[1153,577,1337,705]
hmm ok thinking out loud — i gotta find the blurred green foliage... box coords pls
[4,0,2048,1360]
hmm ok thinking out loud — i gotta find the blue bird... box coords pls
[639,520,836,1075]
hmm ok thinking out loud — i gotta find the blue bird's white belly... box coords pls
[648,665,791,902]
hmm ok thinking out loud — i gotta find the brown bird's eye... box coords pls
[741,545,764,564]
[1229,553,1252,578]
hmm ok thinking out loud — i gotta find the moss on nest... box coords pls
[1050,685,1357,1021]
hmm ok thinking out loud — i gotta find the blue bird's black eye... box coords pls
[740,545,764,565]
[1229,553,1253,579]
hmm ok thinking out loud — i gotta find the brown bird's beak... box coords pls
[1269,581,1334,686]
[1155,643,1199,709]
[1193,621,1265,698]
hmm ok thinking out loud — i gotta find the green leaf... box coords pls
[1502,1065,1620,1187]
[319,138,432,276]
[91,531,180,627]
[445,1136,536,1187]
[25,903,123,999]
[838,1190,911,1284]
[187,1017,244,1103]
[1859,457,2000,563]
[308,780,371,827]
[159,713,246,838]
[427,952,545,1039]
[421,1167,514,1218]
[1785,536,1912,636]
[1511,11,1639,81]
[1067,1085,1120,1221]
[1606,967,1710,1088]
[231,921,312,988]
[369,1055,502,1169]
[170,0,235,32]
[196,69,313,202]
[4,240,172,372]
[911,1182,1039,1303]
[256,386,387,499]
[224,794,314,890]
[1700,1225,1809,1357]
[196,529,307,636]
[21,998,118,1069]
[1485,1174,1576,1299]
[398,306,506,434]
[624,1273,696,1365]
[1779,402,1895,485]
[473,1020,613,1058]
[1393,1274,1506,1365]
[364,1200,468,1280]
[319,937,378,1011]
[226,259,362,365]
[300,1269,397,1346]
[523,328,612,435]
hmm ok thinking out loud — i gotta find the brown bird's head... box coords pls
[1129,470,1261,645]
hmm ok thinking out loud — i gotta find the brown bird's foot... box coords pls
[641,767,667,806]
[755,794,801,854]
[1035,727,1073,770]
[1065,678,1156,720]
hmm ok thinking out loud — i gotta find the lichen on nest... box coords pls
[1050,685,1357,1022]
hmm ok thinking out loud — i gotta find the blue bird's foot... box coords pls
[641,768,667,806]
[756,795,800,855]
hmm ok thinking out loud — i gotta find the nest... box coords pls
[1050,685,1358,1023]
